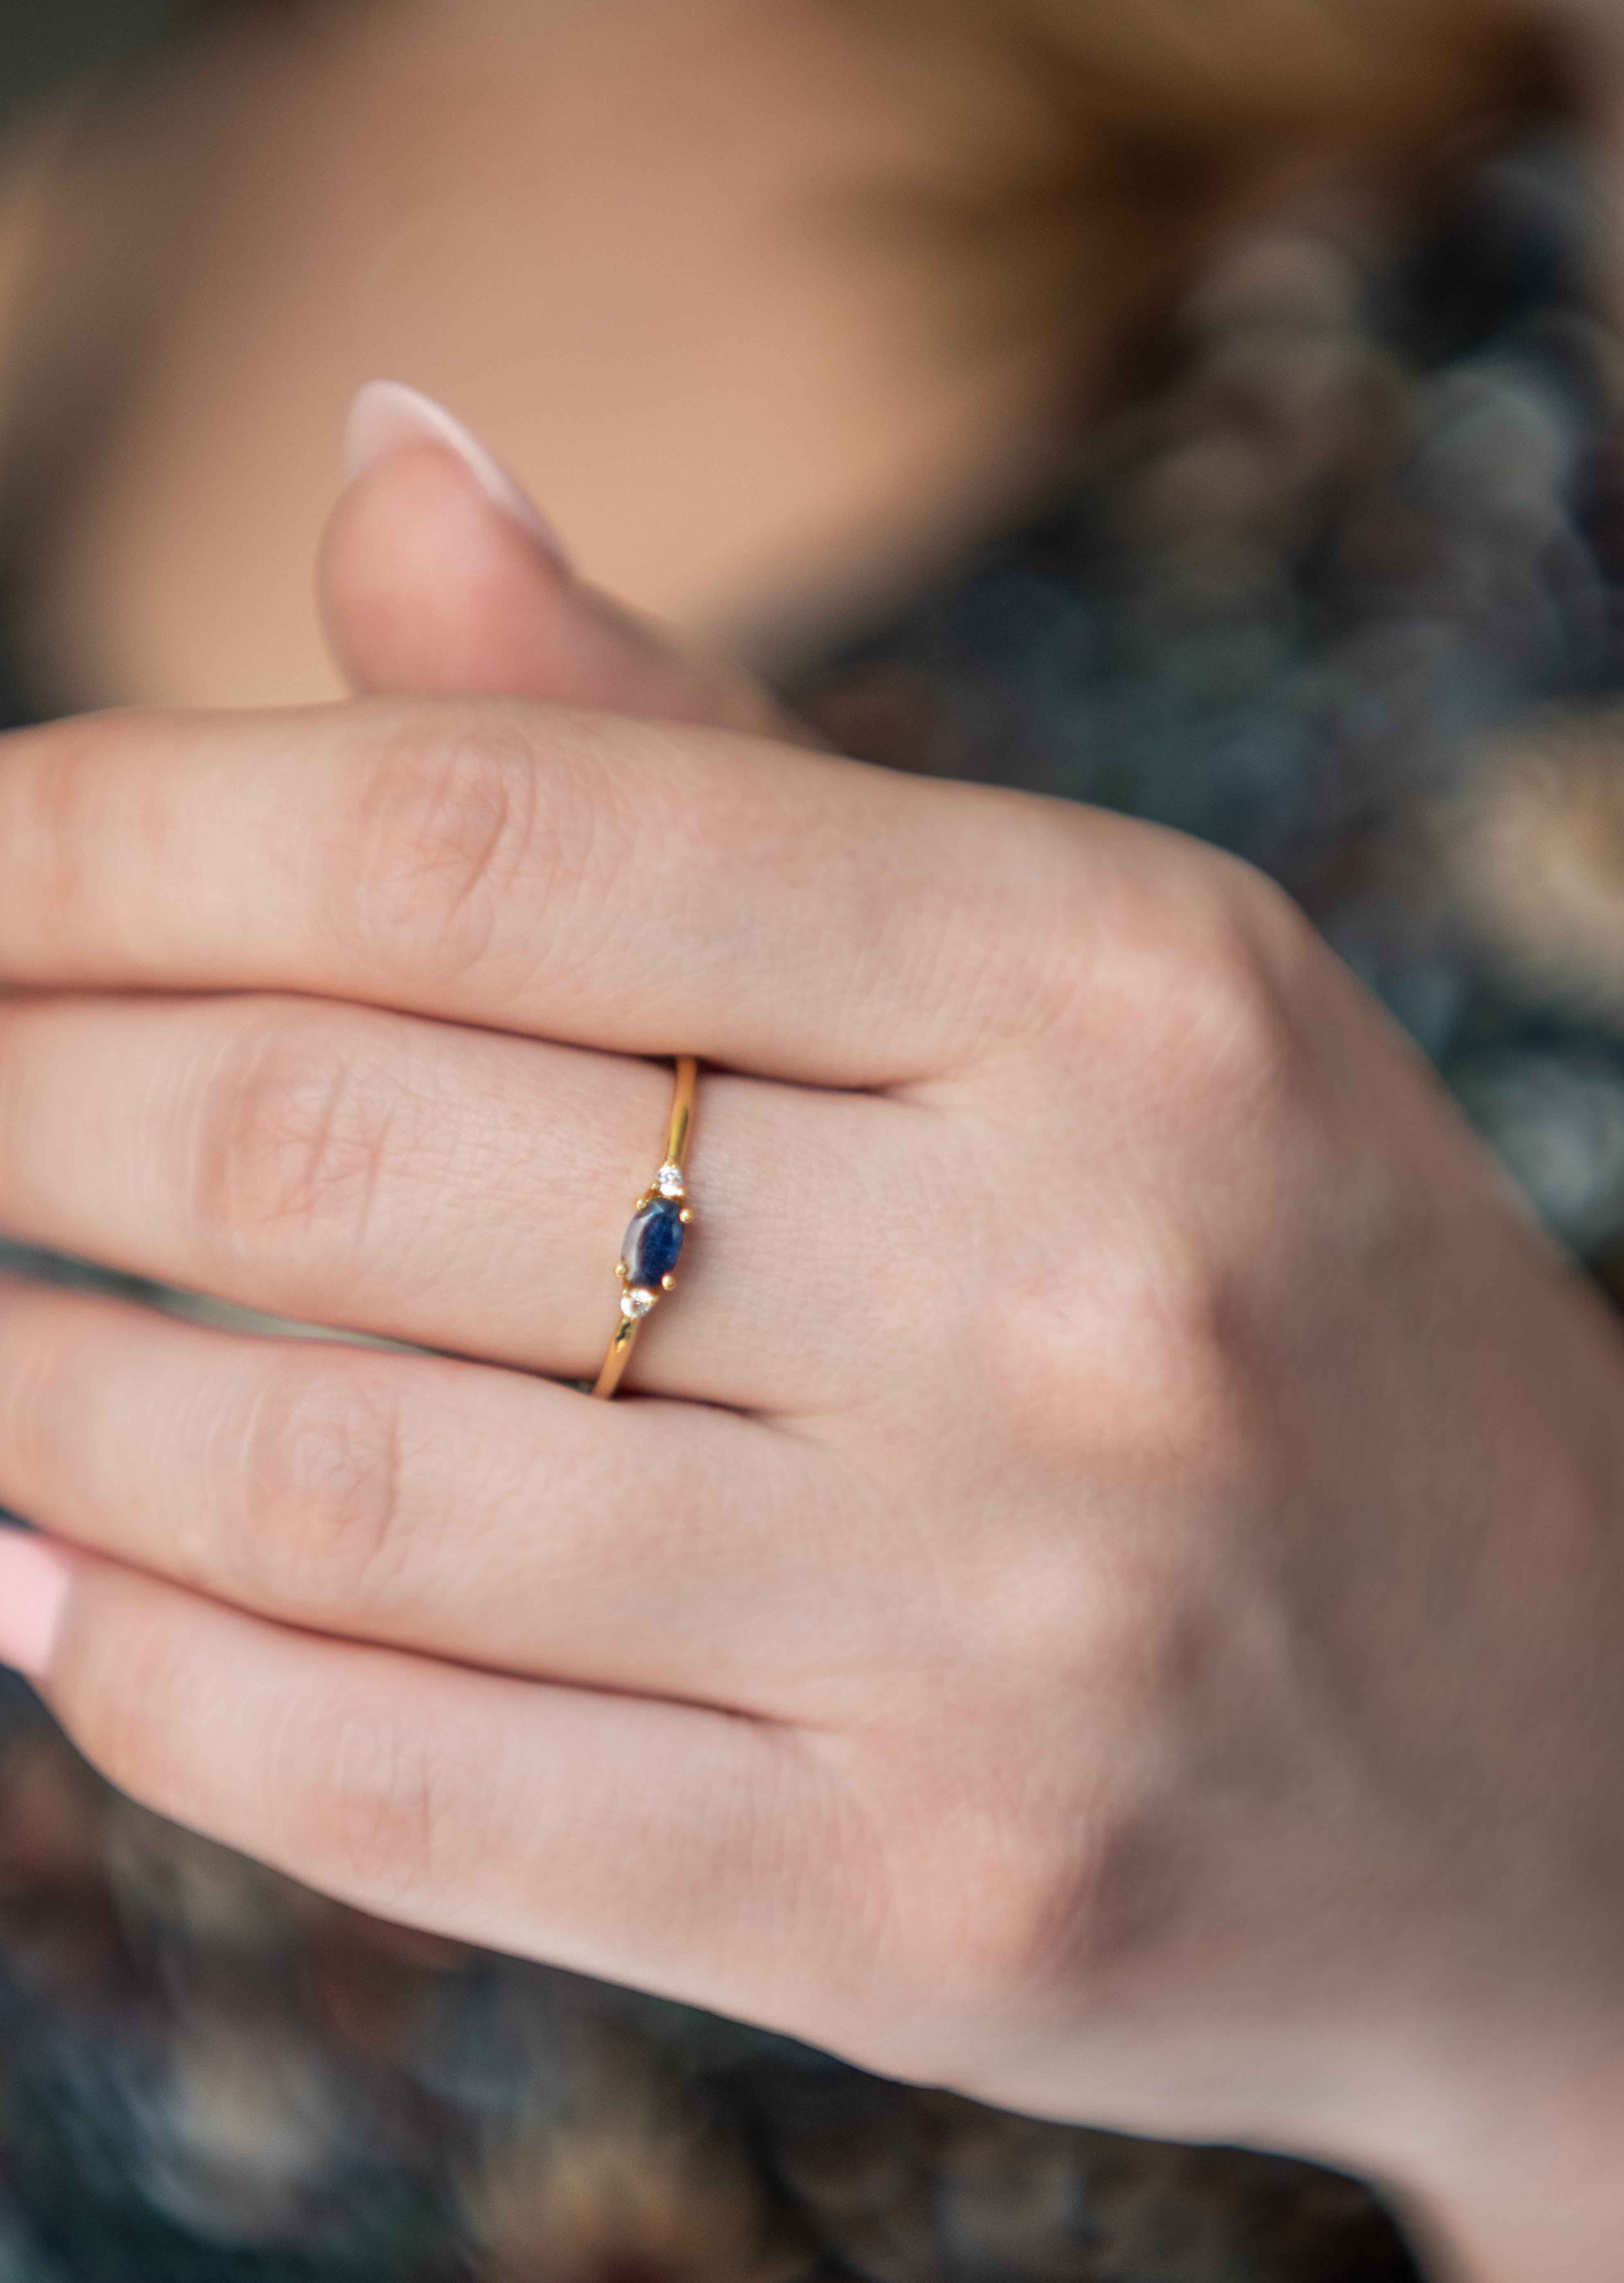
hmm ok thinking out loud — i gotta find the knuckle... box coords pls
[1138,1315,1256,1500]
[1157,878,1301,1118]
[979,821,1305,1115]
[61,1598,202,1834]
[0,1292,81,1489]
[881,1764,1164,2019]
[338,715,547,987]
[1,713,144,954]
[189,1014,404,1268]
[1048,1785,1188,2000]
[290,1691,442,1903]
[9,716,99,857]
[988,1240,1257,1501]
[950,803,1101,1047]
[10,704,140,821]
[224,1361,407,1623]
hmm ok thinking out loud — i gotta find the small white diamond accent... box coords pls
[655,1163,686,1198]
[620,1286,657,1321]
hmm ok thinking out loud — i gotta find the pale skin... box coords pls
[0,3,1622,2280]
[0,420,1619,2283]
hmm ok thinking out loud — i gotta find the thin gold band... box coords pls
[592,1056,699,1399]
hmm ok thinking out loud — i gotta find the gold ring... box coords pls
[592,1056,698,1399]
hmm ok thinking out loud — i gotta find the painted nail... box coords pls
[342,380,571,569]
[0,1528,71,1679]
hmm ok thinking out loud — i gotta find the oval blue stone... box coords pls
[621,1197,685,1288]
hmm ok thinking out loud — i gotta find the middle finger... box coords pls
[0,991,905,1411]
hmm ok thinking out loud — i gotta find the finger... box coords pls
[325,383,804,741]
[0,695,1073,1086]
[0,990,909,1408]
[0,1533,856,2050]
[0,1284,874,1713]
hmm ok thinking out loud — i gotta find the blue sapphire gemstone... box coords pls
[622,1197,686,1289]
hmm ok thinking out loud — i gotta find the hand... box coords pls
[0,397,1621,2281]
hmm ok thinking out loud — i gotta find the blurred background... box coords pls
[0,2,193,127]
[0,2,1618,2278]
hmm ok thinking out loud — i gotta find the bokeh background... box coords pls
[0,6,1619,2280]
[0,1,195,128]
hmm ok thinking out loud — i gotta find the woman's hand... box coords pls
[0,406,1622,2281]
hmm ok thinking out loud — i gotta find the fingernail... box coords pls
[0,1529,72,1679]
[342,380,571,569]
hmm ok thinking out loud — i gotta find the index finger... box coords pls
[0,699,1071,1085]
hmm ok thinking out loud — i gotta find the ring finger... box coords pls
[0,990,914,1411]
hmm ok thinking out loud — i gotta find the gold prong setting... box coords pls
[594,1058,699,1400]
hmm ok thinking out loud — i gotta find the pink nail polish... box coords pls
[0,1530,72,1679]
[342,380,572,570]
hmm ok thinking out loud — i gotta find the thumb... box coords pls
[321,382,799,738]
